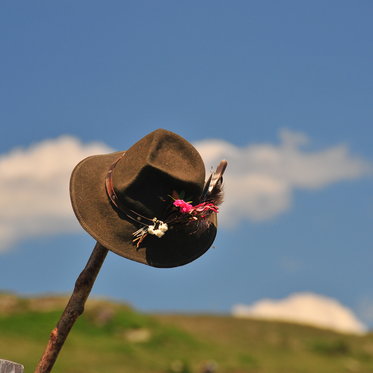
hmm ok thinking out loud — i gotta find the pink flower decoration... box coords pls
[173,199,193,213]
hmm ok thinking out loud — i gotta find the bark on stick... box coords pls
[34,242,108,373]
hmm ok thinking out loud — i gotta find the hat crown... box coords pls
[112,129,205,219]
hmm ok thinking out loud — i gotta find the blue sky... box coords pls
[1,1,373,329]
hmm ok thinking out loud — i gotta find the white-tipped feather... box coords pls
[208,159,227,193]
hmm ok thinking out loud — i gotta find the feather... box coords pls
[201,160,227,201]
[204,159,227,206]
[209,159,227,193]
[151,160,228,240]
[200,173,213,201]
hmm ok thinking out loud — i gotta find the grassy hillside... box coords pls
[1,293,373,373]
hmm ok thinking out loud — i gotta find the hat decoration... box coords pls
[106,154,227,248]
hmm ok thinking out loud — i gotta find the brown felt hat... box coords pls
[70,129,220,268]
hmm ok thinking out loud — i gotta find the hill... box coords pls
[1,293,373,373]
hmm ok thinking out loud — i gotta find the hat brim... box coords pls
[70,151,217,268]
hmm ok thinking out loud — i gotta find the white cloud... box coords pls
[232,292,366,335]
[195,129,372,225]
[0,130,371,252]
[0,136,113,252]
[356,297,373,325]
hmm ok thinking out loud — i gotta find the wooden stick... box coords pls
[34,242,109,373]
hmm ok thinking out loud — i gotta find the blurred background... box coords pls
[0,0,372,340]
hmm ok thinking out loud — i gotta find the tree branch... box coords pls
[34,242,108,373]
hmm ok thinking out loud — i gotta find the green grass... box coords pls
[1,293,373,373]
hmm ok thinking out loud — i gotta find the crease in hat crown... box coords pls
[110,129,206,220]
[70,128,224,268]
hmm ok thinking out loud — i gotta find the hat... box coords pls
[70,129,226,268]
